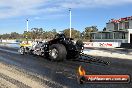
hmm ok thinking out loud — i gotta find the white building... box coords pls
[89,16,132,48]
[91,17,132,43]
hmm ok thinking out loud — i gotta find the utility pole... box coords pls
[69,8,72,38]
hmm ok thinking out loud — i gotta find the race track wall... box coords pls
[84,42,121,48]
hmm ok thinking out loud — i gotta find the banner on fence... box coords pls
[83,42,121,48]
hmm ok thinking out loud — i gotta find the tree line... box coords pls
[0,26,98,41]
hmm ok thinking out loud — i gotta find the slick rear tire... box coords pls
[49,44,67,61]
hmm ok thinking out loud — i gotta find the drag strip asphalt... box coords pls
[0,46,132,88]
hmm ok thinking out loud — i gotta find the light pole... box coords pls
[26,19,29,43]
[69,8,72,38]
[26,19,29,32]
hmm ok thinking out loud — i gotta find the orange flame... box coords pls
[78,66,86,76]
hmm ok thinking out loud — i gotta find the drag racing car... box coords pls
[18,33,84,61]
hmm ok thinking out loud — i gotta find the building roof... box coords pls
[108,16,132,23]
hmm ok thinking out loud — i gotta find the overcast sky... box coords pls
[0,0,132,34]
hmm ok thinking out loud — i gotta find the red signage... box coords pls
[110,16,132,23]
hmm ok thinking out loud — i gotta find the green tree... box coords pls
[63,28,80,39]
[82,26,98,40]
[85,26,98,32]
[10,32,20,39]
[103,27,106,31]
[43,31,56,39]
[30,28,44,39]
[1,33,10,39]
[52,29,57,36]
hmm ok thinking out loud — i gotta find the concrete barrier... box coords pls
[1,40,17,43]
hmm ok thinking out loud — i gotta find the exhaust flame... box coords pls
[78,66,86,76]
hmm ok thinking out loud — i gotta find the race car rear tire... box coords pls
[49,44,67,61]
